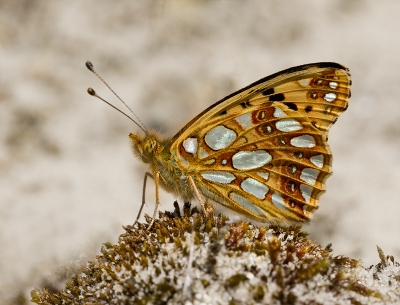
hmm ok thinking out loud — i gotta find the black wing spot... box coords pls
[348,90,352,98]
[343,103,349,111]
[284,102,298,111]
[305,105,312,113]
[269,93,285,101]
[349,80,352,86]
[311,121,318,128]
[262,88,275,96]
[219,110,227,116]
[332,118,338,125]
[240,101,251,108]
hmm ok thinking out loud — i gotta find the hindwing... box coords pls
[167,62,351,224]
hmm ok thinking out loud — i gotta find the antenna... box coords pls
[87,88,147,133]
[85,61,148,133]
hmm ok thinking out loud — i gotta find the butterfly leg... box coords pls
[146,171,161,231]
[188,176,215,219]
[133,172,153,228]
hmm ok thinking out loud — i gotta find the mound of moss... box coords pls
[31,202,400,304]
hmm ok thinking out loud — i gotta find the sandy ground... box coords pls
[1,0,400,302]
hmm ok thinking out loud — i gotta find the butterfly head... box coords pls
[129,132,162,164]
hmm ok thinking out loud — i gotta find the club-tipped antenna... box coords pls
[85,61,148,133]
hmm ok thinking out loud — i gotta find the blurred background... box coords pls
[1,0,400,303]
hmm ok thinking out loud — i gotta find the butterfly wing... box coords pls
[167,62,351,224]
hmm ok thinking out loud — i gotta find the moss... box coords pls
[31,203,400,305]
[225,274,247,288]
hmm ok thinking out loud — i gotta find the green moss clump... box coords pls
[31,202,400,304]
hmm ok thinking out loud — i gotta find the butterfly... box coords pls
[87,62,351,228]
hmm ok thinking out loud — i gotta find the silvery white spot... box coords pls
[183,137,198,154]
[205,125,237,150]
[291,165,297,174]
[235,113,252,129]
[310,154,324,168]
[201,171,236,184]
[257,172,269,180]
[272,192,286,211]
[291,183,295,192]
[229,192,267,216]
[329,81,338,89]
[222,159,228,165]
[325,106,332,113]
[300,184,313,203]
[267,126,272,133]
[324,92,337,102]
[273,107,287,118]
[241,178,269,199]
[300,168,320,186]
[178,154,189,168]
[199,147,209,159]
[298,78,310,87]
[232,150,272,170]
[275,119,303,132]
[291,201,295,207]
[290,135,316,148]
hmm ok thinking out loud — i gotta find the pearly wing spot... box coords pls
[257,172,269,180]
[235,113,252,129]
[273,107,287,118]
[275,119,303,132]
[205,125,237,150]
[300,184,313,203]
[300,168,320,186]
[272,192,286,211]
[324,92,336,102]
[183,137,198,154]
[199,147,209,159]
[201,171,236,184]
[290,135,316,148]
[241,178,269,199]
[310,154,324,168]
[232,150,272,170]
[329,81,338,89]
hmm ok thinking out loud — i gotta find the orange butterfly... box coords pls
[87,62,351,228]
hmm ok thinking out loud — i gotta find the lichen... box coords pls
[31,202,400,305]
